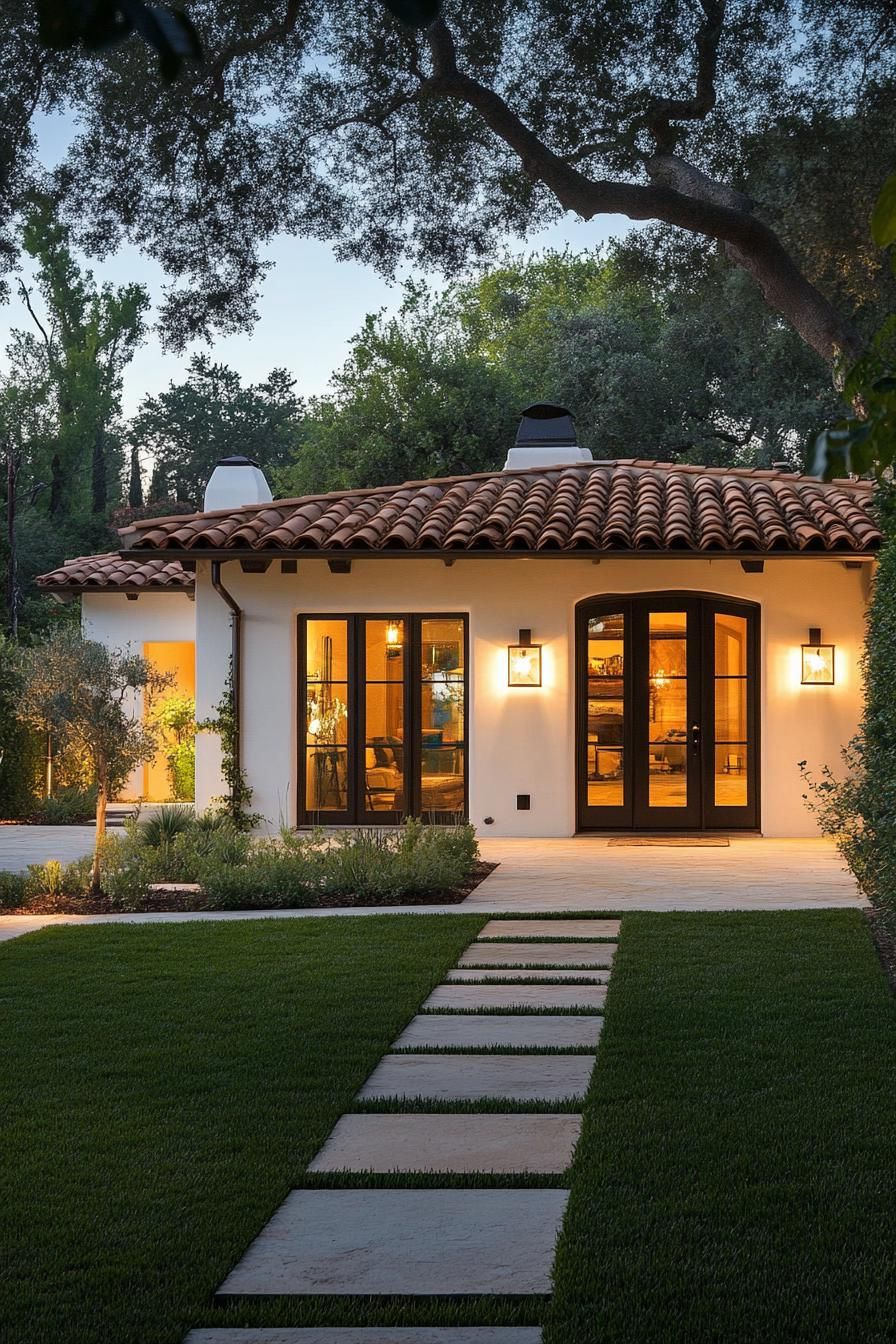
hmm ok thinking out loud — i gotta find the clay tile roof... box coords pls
[117,461,881,558]
[36,553,193,592]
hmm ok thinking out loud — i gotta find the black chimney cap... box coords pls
[216,454,262,468]
[515,403,577,448]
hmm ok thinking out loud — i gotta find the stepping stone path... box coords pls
[188,918,620,1343]
[308,1114,583,1174]
[424,983,607,1010]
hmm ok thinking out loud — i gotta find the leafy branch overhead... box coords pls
[37,0,202,81]
[35,0,442,84]
[11,1,892,362]
[807,172,896,482]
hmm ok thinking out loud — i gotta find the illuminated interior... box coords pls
[142,641,196,801]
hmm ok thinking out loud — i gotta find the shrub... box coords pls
[0,870,28,909]
[136,805,196,850]
[32,785,98,825]
[803,484,896,924]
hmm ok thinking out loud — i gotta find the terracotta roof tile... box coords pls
[117,461,881,558]
[37,553,193,592]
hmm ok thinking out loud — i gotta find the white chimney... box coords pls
[203,455,273,512]
[503,403,594,470]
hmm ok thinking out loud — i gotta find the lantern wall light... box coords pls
[508,628,543,687]
[801,627,835,685]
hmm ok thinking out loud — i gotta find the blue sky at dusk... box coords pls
[0,110,635,414]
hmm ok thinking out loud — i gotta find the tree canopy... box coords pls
[131,354,305,507]
[2,0,892,366]
[281,248,840,496]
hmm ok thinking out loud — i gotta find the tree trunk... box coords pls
[90,778,107,896]
[128,445,144,508]
[91,429,107,514]
[5,442,17,640]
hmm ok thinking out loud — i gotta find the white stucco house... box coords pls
[37,404,879,837]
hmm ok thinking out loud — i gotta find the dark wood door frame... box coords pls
[576,592,760,832]
[297,613,469,826]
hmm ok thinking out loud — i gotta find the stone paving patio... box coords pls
[190,917,618,1341]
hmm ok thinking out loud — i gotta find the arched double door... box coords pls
[576,593,760,831]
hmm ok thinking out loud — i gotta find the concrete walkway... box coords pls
[0,831,864,945]
[472,835,863,911]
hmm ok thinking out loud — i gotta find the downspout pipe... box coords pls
[210,561,242,792]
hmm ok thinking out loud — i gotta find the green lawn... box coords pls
[546,910,896,1343]
[3,910,895,1344]
[0,914,483,1344]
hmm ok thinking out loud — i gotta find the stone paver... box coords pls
[471,836,863,910]
[460,942,615,968]
[308,1113,582,1174]
[478,919,620,939]
[424,983,606,1011]
[187,1328,542,1342]
[446,967,610,982]
[215,1189,569,1297]
[394,1013,602,1050]
[357,1053,595,1102]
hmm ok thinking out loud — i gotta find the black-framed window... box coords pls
[298,614,468,824]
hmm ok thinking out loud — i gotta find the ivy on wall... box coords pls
[198,658,260,830]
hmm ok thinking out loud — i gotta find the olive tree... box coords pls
[17,629,171,891]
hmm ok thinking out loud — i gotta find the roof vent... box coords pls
[503,403,594,470]
[203,455,273,512]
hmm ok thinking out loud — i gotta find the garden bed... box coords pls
[0,814,490,914]
[6,860,496,914]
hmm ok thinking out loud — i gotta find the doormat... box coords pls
[607,836,730,847]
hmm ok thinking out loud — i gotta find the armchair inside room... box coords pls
[365,737,403,811]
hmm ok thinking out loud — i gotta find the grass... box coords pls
[0,913,483,1344]
[4,908,896,1343]
[546,910,896,1344]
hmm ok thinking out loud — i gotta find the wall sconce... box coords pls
[508,628,542,687]
[801,627,835,685]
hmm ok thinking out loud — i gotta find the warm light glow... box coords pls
[508,642,543,687]
[801,641,835,685]
[385,620,402,649]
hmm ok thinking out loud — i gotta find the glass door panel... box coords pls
[304,618,350,814]
[579,595,758,831]
[420,617,466,818]
[706,608,756,824]
[586,612,626,809]
[647,611,689,809]
[362,619,406,816]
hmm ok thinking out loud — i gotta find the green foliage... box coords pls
[16,628,172,889]
[0,870,28,909]
[281,252,839,495]
[0,634,43,817]
[131,356,304,508]
[808,171,896,481]
[33,783,98,824]
[806,317,896,481]
[802,487,896,924]
[871,171,896,251]
[20,817,478,910]
[135,803,196,849]
[151,692,196,800]
[0,200,149,637]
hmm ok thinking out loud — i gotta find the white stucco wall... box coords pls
[186,555,869,838]
[81,591,196,799]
